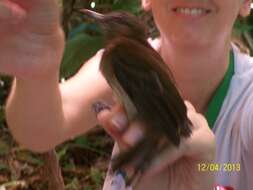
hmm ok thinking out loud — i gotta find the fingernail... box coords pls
[123,126,143,147]
[92,101,111,115]
[111,113,128,132]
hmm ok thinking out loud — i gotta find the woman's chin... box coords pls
[169,37,212,50]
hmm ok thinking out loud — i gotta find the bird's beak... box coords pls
[78,9,104,21]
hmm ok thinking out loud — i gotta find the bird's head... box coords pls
[79,9,148,44]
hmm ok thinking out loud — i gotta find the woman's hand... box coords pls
[97,101,216,190]
[0,0,64,79]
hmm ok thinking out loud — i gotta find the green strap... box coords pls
[205,51,234,129]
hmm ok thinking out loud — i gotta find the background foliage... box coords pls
[0,1,253,190]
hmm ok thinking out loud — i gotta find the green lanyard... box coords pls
[205,51,234,129]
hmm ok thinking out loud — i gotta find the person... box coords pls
[0,0,251,189]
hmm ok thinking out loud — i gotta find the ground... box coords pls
[0,124,114,190]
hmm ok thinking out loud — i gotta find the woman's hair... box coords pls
[232,15,252,55]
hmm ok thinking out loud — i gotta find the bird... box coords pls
[80,9,192,185]
[78,9,149,46]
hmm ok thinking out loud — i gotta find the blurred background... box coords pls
[0,0,253,189]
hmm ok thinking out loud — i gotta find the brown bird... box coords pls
[82,10,192,185]
[79,9,149,46]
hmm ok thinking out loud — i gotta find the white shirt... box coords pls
[213,46,253,190]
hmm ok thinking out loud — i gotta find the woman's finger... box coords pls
[0,1,26,23]
[95,102,130,150]
[121,121,144,148]
[145,140,185,177]
[184,112,216,161]
[95,101,145,152]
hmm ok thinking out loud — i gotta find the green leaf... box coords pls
[15,151,43,166]
[0,139,10,156]
[56,144,69,161]
[63,161,76,170]
[73,136,90,148]
[111,0,141,14]
[60,33,104,79]
[0,162,9,171]
[90,167,105,186]
[72,136,108,156]
[66,177,79,190]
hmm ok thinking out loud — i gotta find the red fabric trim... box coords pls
[214,185,234,190]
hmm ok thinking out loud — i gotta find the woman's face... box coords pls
[143,0,251,48]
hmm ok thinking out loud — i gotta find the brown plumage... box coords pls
[81,10,192,185]
[79,9,149,46]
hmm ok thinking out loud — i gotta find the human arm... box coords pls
[6,50,113,152]
[0,0,112,152]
